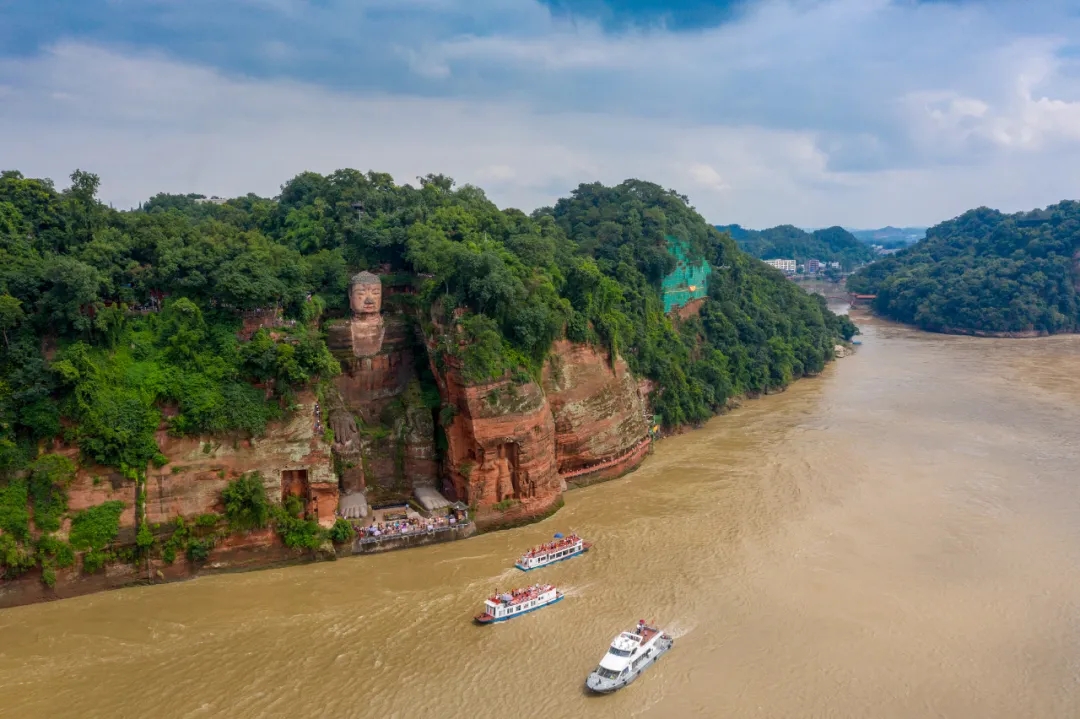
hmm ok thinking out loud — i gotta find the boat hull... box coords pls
[585,635,674,693]
[474,593,564,624]
[515,544,592,572]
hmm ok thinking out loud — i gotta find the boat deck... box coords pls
[627,625,659,644]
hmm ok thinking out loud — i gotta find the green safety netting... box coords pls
[661,236,711,313]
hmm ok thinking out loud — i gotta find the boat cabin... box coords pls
[476,584,559,622]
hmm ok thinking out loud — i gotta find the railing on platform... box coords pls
[357,522,472,544]
[559,437,651,480]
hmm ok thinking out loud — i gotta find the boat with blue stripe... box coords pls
[515,533,592,571]
[474,584,564,624]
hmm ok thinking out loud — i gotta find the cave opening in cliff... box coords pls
[281,469,309,504]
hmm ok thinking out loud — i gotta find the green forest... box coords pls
[718,224,876,271]
[847,203,1080,335]
[1,168,856,578]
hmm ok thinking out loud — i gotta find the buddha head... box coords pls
[349,271,382,316]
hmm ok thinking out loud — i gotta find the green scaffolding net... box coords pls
[661,236,711,313]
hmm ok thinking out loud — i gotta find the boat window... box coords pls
[608,647,633,658]
[596,667,620,680]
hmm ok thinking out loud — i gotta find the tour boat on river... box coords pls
[585,620,674,693]
[515,533,592,571]
[474,583,563,624]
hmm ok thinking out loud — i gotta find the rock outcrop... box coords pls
[434,357,562,526]
[429,333,650,524]
[543,340,650,483]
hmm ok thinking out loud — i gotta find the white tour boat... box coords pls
[585,620,674,693]
[515,532,592,571]
[474,583,564,624]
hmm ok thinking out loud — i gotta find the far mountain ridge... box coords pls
[715,223,876,271]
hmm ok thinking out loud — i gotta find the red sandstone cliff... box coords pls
[434,358,562,525]
[63,389,338,532]
[543,340,649,478]
[428,332,650,524]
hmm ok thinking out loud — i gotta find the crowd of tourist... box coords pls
[358,513,459,540]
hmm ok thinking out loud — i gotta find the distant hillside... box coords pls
[716,224,876,271]
[846,202,1080,336]
[848,226,926,249]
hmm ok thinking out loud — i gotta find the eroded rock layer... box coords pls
[543,340,649,476]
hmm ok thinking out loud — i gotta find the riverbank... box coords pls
[0,345,850,610]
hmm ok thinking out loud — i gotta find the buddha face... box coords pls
[350,280,382,315]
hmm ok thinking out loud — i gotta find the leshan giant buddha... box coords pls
[345,270,386,357]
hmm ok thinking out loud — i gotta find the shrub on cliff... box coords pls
[222,472,272,531]
[68,500,124,553]
[0,477,30,541]
[328,518,354,544]
[271,504,323,550]
[27,454,75,533]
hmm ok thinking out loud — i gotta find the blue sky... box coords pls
[2,0,1079,227]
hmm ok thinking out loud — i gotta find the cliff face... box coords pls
[430,336,650,523]
[64,389,339,532]
[543,340,649,476]
[435,360,562,525]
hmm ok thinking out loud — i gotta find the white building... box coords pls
[763,258,796,274]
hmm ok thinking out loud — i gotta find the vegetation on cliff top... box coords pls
[718,223,876,272]
[0,167,855,580]
[847,202,1080,334]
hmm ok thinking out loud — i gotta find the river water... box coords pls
[2,314,1080,718]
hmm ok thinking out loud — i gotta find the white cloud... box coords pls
[2,40,1080,228]
[686,164,731,193]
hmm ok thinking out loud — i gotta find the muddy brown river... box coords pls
[2,314,1080,718]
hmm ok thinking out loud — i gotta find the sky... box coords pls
[2,0,1080,228]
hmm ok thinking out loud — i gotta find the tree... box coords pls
[0,294,24,348]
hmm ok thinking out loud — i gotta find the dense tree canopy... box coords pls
[847,203,1080,335]
[0,168,857,479]
[720,223,876,271]
[542,181,857,426]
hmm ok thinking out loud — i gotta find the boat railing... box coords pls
[520,537,581,559]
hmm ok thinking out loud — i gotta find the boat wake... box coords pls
[558,582,595,598]
[663,620,696,639]
[432,554,492,566]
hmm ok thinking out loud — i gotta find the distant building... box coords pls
[194,196,228,205]
[807,259,821,273]
[763,258,796,274]
[827,261,841,269]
